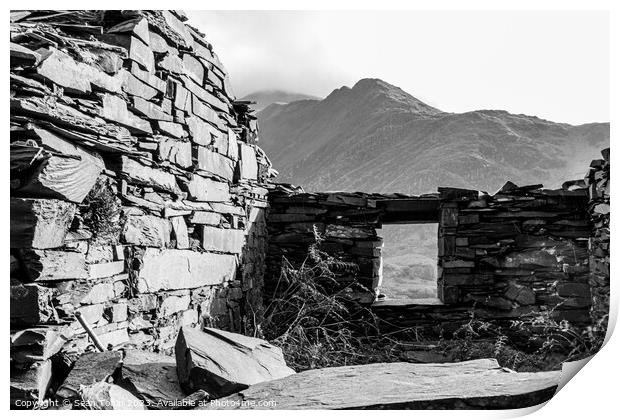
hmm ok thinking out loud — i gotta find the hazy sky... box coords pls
[186,10,609,125]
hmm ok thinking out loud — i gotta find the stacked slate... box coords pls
[267,185,440,302]
[436,182,591,324]
[585,148,610,329]
[10,10,272,406]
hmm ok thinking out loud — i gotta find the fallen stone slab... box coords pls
[175,327,295,398]
[78,382,146,410]
[56,351,122,404]
[203,359,560,410]
[116,350,186,408]
[10,359,52,406]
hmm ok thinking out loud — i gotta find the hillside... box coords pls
[258,78,609,195]
[257,78,610,299]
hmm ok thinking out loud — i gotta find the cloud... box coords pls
[186,10,609,124]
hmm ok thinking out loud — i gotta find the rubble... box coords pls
[56,351,122,405]
[78,382,146,410]
[116,350,186,408]
[175,326,295,397]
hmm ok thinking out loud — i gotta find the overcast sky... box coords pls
[186,10,609,125]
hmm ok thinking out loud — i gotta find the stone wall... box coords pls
[586,148,610,331]
[266,175,600,336]
[436,183,591,324]
[266,185,439,303]
[10,9,271,388]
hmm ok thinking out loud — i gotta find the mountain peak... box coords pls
[352,78,392,90]
[349,78,442,115]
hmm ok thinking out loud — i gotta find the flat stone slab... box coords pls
[203,359,560,410]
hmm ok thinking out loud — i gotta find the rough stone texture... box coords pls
[122,215,171,247]
[117,350,185,407]
[56,351,122,403]
[175,326,295,397]
[267,178,598,339]
[586,149,610,332]
[238,144,258,180]
[204,359,559,410]
[134,249,237,293]
[184,175,230,202]
[11,282,55,325]
[119,156,180,194]
[20,249,88,282]
[436,184,591,325]
[202,226,245,254]
[10,359,52,405]
[10,10,271,398]
[11,198,76,249]
[266,186,438,301]
[196,146,235,181]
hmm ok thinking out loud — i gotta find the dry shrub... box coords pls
[261,229,401,370]
[440,306,607,371]
[80,177,121,241]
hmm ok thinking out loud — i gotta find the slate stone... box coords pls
[204,359,559,410]
[122,214,171,248]
[10,359,52,405]
[135,249,237,292]
[238,144,257,180]
[78,382,146,410]
[56,351,122,403]
[175,327,295,397]
[119,156,180,194]
[11,283,56,325]
[170,216,190,249]
[158,138,192,168]
[11,198,76,249]
[184,175,230,202]
[196,147,234,181]
[117,350,185,408]
[202,226,245,254]
[20,249,88,282]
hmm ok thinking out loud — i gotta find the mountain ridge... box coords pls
[257,78,609,194]
[240,89,321,112]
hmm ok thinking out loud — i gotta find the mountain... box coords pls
[257,78,610,300]
[258,78,609,195]
[240,90,321,112]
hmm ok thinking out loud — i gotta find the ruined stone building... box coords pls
[9,10,610,405]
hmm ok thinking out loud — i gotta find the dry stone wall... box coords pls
[10,10,272,391]
[436,183,591,324]
[267,164,606,337]
[266,185,439,302]
[586,148,610,331]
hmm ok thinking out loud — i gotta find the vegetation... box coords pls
[260,228,401,370]
[80,177,122,241]
[259,233,605,372]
